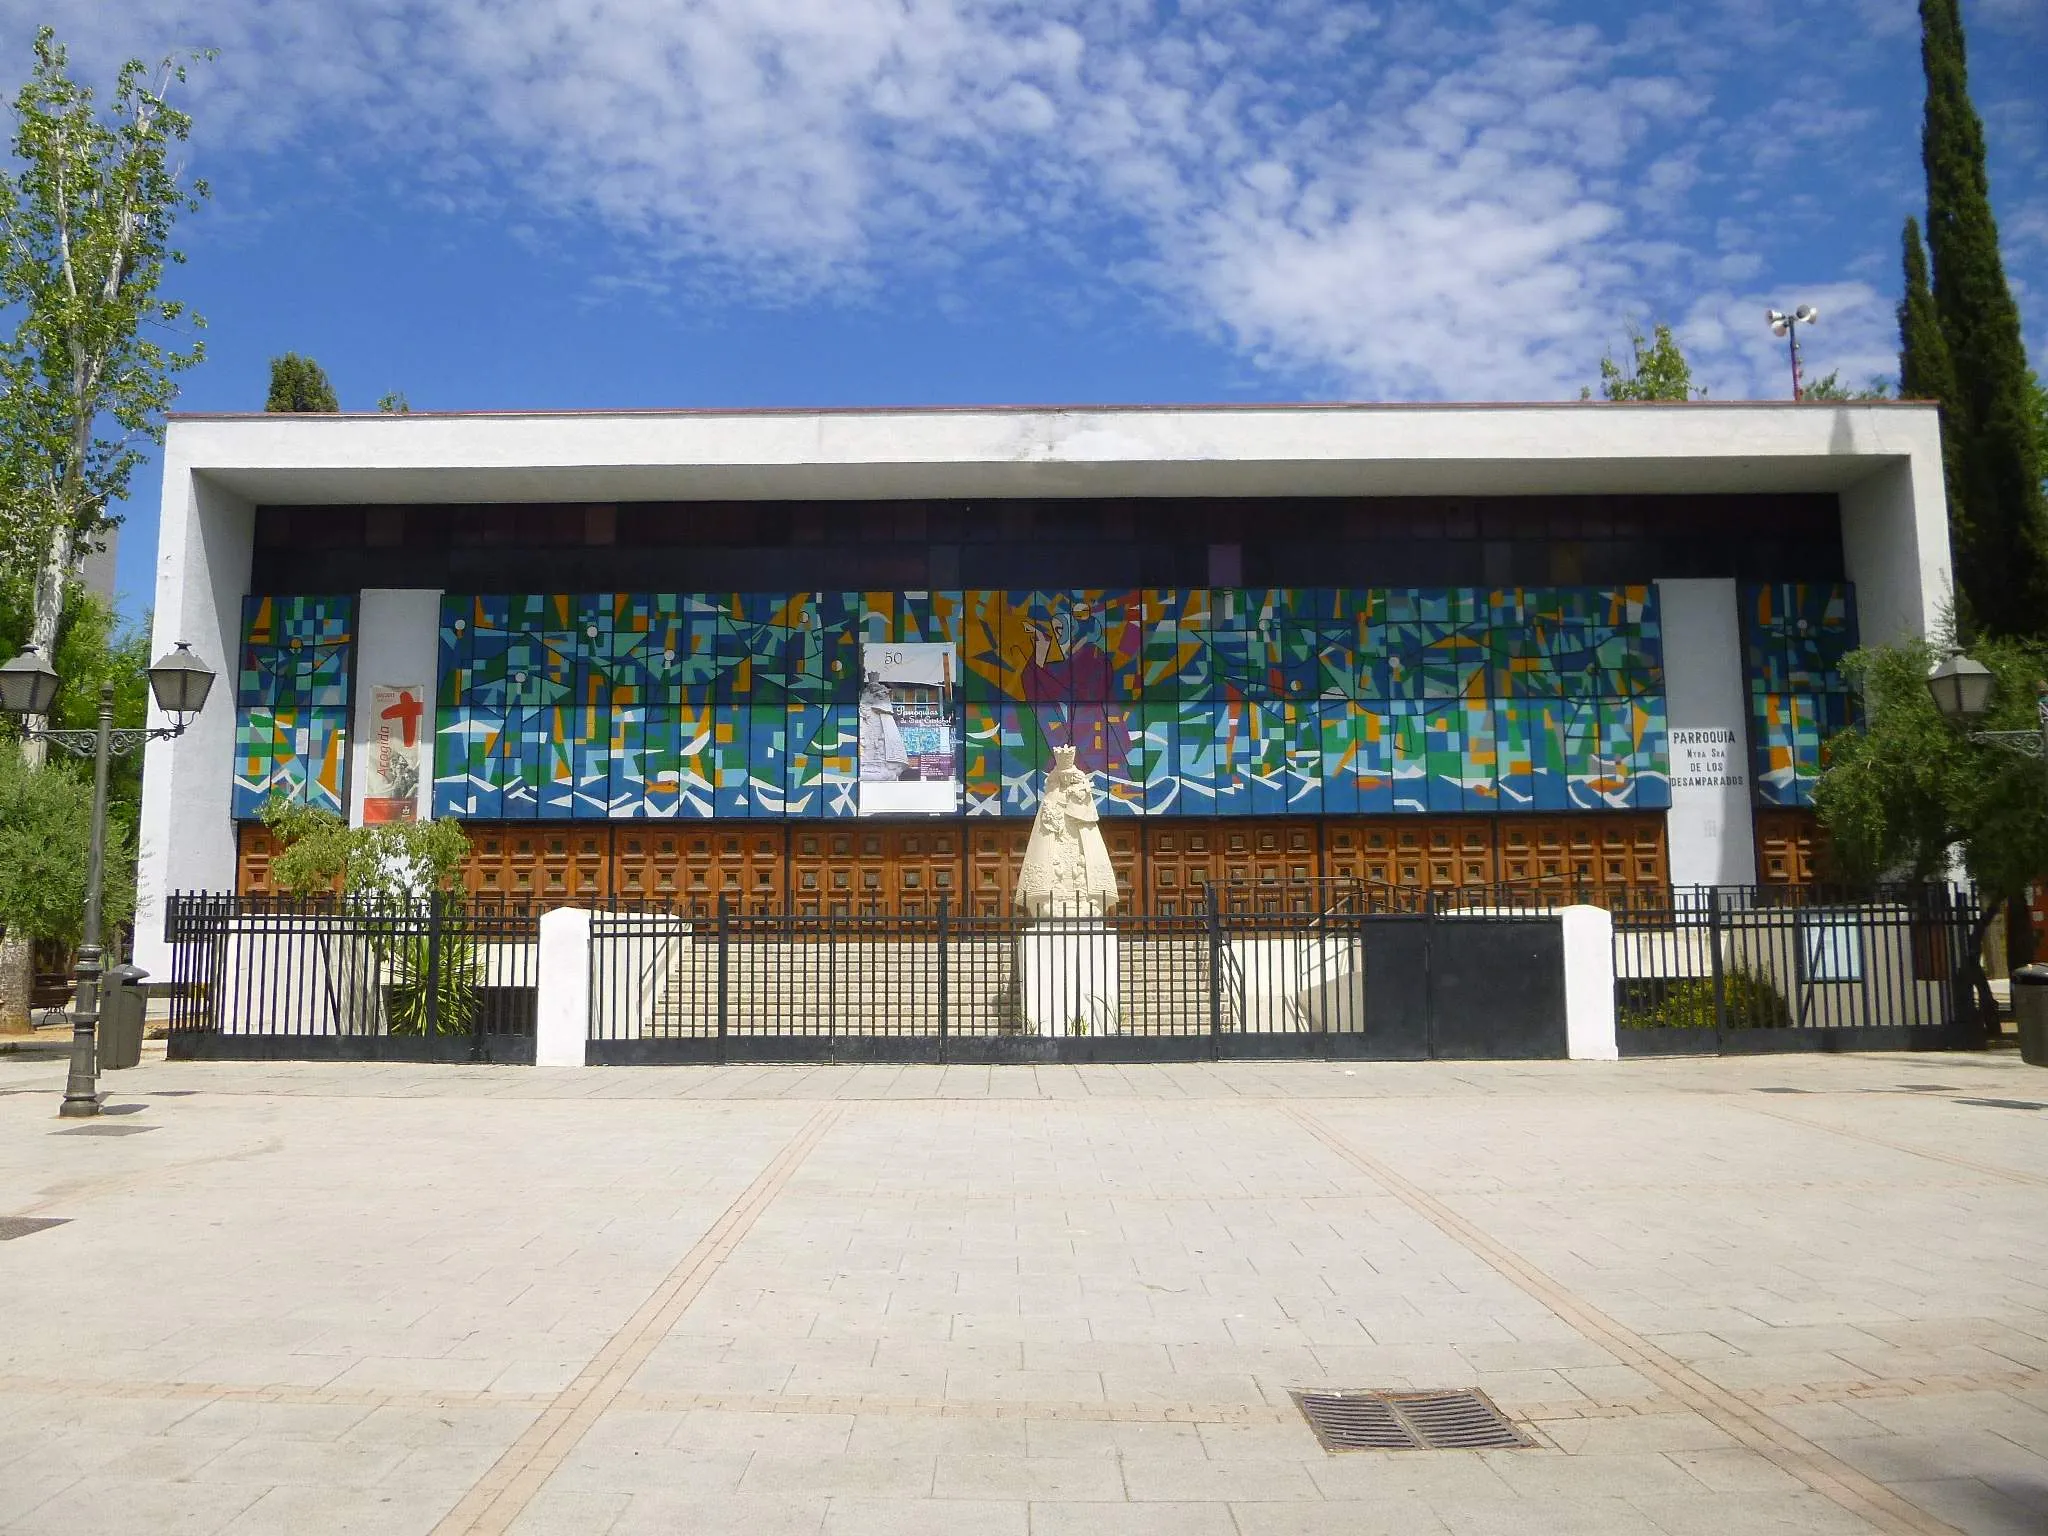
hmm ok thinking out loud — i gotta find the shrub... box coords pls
[1618,966,1792,1031]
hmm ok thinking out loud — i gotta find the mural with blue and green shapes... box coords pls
[410,589,1668,819]
[232,595,356,818]
[1742,582,1858,808]
[234,583,1866,823]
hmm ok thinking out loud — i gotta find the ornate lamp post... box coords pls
[0,642,215,1117]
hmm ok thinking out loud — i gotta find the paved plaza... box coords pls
[2,1047,2047,1535]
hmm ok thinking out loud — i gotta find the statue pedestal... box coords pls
[1017,920,1120,1037]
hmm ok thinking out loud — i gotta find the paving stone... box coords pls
[7,1050,2048,1536]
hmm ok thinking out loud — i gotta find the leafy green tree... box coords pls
[260,798,471,900]
[0,748,134,951]
[1917,0,2048,638]
[1582,324,1702,402]
[0,28,208,740]
[266,353,339,412]
[1803,372,1893,402]
[1814,632,2048,1020]
[375,390,410,414]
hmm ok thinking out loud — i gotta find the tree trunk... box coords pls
[1966,904,2002,1034]
[0,930,32,1033]
[20,521,74,769]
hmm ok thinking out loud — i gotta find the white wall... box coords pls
[135,471,254,979]
[348,590,443,826]
[1656,579,1756,889]
[1842,439,1952,648]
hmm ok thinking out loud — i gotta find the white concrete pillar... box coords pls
[1840,425,1952,648]
[536,907,593,1067]
[348,589,444,826]
[135,473,255,979]
[1656,578,1757,890]
[1561,904,1618,1061]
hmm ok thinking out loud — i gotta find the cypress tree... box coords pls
[1918,0,2048,638]
[1898,218,1975,618]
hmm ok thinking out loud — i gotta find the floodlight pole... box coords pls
[1784,313,1805,401]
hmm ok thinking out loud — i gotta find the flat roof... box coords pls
[161,400,1941,506]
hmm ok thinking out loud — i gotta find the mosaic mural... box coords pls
[232,595,356,818]
[1742,583,1858,808]
[416,589,1672,820]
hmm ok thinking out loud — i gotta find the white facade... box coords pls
[135,401,1953,977]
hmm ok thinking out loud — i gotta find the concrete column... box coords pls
[1841,432,1951,649]
[134,472,255,979]
[536,907,593,1067]
[348,590,444,826]
[1656,578,1756,890]
[1560,904,1618,1061]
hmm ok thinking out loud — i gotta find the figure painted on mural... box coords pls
[1021,606,1131,775]
[1016,745,1121,918]
[857,672,911,782]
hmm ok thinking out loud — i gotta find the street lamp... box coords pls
[1767,305,1819,401]
[0,642,215,1117]
[1926,650,2048,781]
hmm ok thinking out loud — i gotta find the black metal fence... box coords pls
[159,881,1987,1065]
[1612,884,1981,1054]
[585,895,1568,1064]
[162,894,540,1062]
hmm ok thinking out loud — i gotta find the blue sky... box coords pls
[6,0,2046,621]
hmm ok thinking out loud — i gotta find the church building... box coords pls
[131,401,1950,978]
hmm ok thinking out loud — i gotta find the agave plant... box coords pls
[384,932,483,1036]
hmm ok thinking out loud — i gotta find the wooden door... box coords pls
[1143,821,1221,915]
[1498,814,1667,902]
[967,822,1030,916]
[1755,808,1820,886]
[789,824,890,914]
[612,825,786,912]
[464,824,611,905]
[1325,817,1494,893]
[235,824,286,896]
[1212,820,1320,910]
[887,823,962,915]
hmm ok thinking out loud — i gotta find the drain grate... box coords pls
[1292,1390,1530,1452]
[53,1123,157,1137]
[0,1217,69,1241]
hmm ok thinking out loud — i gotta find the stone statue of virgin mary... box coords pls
[1015,746,1120,918]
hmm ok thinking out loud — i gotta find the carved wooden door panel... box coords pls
[1099,821,1143,914]
[1324,819,1402,889]
[966,822,1030,916]
[789,825,890,914]
[1326,817,1493,894]
[613,825,785,912]
[464,824,610,904]
[1755,808,1819,886]
[235,824,284,896]
[1212,820,1320,910]
[886,824,962,915]
[1142,822,1220,915]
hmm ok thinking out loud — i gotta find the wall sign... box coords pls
[1670,727,1744,791]
[858,643,959,814]
[363,684,426,823]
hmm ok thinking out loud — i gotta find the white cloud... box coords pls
[3,0,2034,399]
